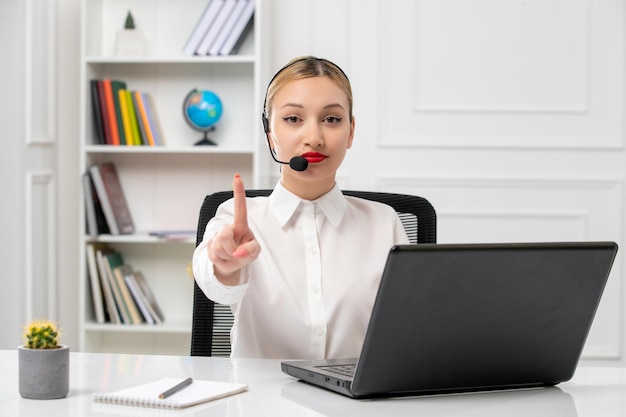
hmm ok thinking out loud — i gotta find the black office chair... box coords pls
[190,189,437,356]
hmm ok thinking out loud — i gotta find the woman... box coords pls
[192,56,408,359]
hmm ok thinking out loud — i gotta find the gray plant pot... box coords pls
[18,345,69,399]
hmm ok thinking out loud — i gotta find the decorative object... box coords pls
[18,320,69,399]
[116,11,145,56]
[183,89,223,146]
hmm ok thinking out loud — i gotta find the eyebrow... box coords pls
[280,103,346,111]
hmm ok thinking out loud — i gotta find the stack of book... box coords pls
[86,244,165,325]
[83,162,134,236]
[90,79,164,146]
[183,0,255,56]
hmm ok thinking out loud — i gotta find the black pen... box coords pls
[158,377,193,399]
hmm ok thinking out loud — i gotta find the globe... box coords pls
[183,89,223,145]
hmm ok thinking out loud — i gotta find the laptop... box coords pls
[281,241,618,398]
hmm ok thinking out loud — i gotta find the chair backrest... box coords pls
[191,189,436,356]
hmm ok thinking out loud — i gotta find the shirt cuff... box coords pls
[192,239,249,305]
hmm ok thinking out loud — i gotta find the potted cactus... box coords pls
[18,320,69,399]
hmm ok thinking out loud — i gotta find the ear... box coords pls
[265,131,277,153]
[346,116,355,149]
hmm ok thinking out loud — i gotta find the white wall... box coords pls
[266,0,625,365]
[0,0,80,350]
[2,0,624,365]
[0,0,26,349]
[56,0,81,354]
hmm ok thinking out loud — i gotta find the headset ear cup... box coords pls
[262,114,270,133]
[265,130,274,153]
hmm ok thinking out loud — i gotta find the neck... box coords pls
[281,175,336,201]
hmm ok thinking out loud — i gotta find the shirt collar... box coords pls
[269,182,346,228]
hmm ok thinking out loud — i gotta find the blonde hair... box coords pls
[262,56,353,131]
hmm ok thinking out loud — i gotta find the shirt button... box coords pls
[316,329,324,336]
[313,287,320,293]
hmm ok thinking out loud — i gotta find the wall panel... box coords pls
[376,0,623,149]
[25,172,56,321]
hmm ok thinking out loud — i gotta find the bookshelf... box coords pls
[79,0,267,354]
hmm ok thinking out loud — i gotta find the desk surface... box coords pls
[1,350,625,416]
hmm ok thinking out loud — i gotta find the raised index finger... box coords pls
[232,173,248,233]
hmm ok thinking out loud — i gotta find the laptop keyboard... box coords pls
[318,364,356,378]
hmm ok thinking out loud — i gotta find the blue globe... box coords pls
[183,89,223,145]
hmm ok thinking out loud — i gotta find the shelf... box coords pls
[83,0,256,60]
[82,64,256,149]
[85,234,195,245]
[85,55,256,64]
[84,320,191,334]
[85,145,254,155]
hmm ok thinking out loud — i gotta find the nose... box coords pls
[304,122,324,148]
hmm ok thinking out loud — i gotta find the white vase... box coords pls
[18,345,70,399]
[116,29,145,56]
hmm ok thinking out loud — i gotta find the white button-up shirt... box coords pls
[192,183,409,359]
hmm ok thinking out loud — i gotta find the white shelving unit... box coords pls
[78,0,268,354]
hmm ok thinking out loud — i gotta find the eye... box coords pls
[324,116,342,124]
[282,116,300,124]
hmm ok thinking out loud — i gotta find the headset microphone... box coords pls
[266,139,309,171]
[263,113,309,172]
[287,156,309,171]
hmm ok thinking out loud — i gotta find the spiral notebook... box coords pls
[92,377,248,409]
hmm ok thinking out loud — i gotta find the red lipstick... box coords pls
[301,152,327,164]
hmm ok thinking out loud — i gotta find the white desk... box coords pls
[1,350,625,416]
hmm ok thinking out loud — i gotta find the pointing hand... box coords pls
[207,174,261,283]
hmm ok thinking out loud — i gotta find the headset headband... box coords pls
[261,57,349,133]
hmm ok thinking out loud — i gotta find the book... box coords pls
[130,91,148,145]
[89,80,106,144]
[103,251,131,324]
[102,79,121,145]
[91,79,162,146]
[149,230,195,241]
[118,89,134,146]
[196,0,237,55]
[96,80,113,144]
[83,171,111,236]
[131,271,165,323]
[209,0,247,55]
[85,243,108,324]
[92,172,112,234]
[111,80,128,145]
[82,172,98,237]
[92,377,248,409]
[96,247,122,324]
[124,89,142,145]
[89,162,135,235]
[133,91,156,146]
[143,92,165,145]
[182,0,225,55]
[218,0,254,55]
[124,273,157,324]
[113,264,144,325]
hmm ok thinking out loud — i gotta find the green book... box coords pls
[104,251,131,324]
[125,90,142,145]
[111,80,128,145]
